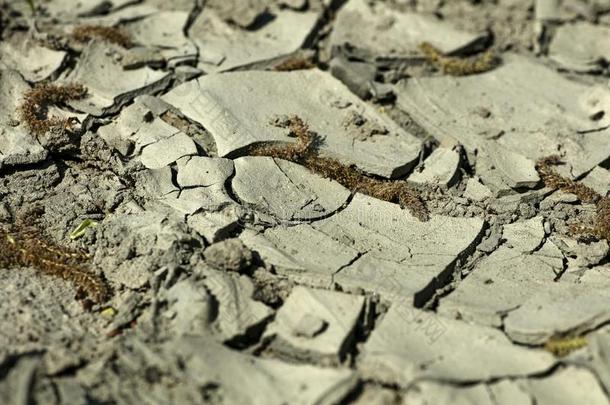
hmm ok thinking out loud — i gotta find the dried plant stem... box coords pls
[419,42,496,76]
[536,156,610,240]
[0,227,108,305]
[544,335,588,357]
[249,116,430,221]
[72,25,132,48]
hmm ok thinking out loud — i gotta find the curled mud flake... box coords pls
[419,42,497,76]
[248,115,430,221]
[544,335,588,357]
[72,25,132,48]
[0,226,108,305]
[19,83,88,137]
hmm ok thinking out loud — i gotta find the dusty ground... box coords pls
[1,0,610,404]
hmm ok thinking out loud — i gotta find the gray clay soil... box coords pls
[1,0,610,404]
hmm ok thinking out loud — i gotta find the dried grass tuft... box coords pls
[544,335,588,357]
[274,57,315,72]
[19,83,87,137]
[73,25,132,48]
[419,42,496,76]
[250,116,315,161]
[250,116,430,221]
[536,156,610,240]
[536,155,600,204]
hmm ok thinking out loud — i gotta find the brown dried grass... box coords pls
[274,57,315,72]
[419,42,496,76]
[73,25,131,48]
[18,83,87,137]
[249,116,430,221]
[536,156,609,240]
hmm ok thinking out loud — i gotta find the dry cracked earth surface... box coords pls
[1,0,610,404]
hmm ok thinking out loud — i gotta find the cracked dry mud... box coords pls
[1,0,610,404]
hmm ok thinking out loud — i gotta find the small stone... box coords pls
[544,220,552,235]
[408,147,461,186]
[293,314,328,338]
[204,238,253,273]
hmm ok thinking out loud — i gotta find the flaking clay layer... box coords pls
[1,1,610,403]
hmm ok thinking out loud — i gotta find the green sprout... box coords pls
[25,0,36,14]
[70,219,98,240]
